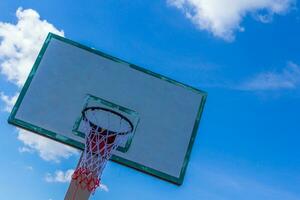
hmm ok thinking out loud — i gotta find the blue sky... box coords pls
[0,1,300,200]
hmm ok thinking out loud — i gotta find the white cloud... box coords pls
[45,169,74,183]
[0,92,18,112]
[99,184,109,192]
[0,8,78,163]
[17,129,79,163]
[0,7,64,86]
[18,146,34,153]
[238,62,300,91]
[167,0,294,41]
[45,169,109,192]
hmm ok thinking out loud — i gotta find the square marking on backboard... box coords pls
[72,94,140,153]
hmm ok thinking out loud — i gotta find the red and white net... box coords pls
[72,107,133,193]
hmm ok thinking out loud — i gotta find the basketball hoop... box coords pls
[72,106,133,194]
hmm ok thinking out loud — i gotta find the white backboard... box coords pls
[8,33,206,185]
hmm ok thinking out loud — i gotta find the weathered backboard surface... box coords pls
[8,33,207,185]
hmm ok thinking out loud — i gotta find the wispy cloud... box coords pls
[238,62,300,91]
[45,169,74,183]
[0,8,78,163]
[206,169,299,200]
[0,92,18,112]
[45,169,109,192]
[167,0,295,41]
[189,161,300,200]
[18,146,34,153]
[17,129,78,163]
[25,166,34,171]
[99,184,109,192]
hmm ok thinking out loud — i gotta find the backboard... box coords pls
[8,33,207,185]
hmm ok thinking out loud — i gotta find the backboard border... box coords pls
[8,32,207,185]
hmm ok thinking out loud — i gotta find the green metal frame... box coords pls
[72,94,139,153]
[8,33,207,185]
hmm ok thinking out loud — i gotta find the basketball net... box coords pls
[72,107,133,197]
